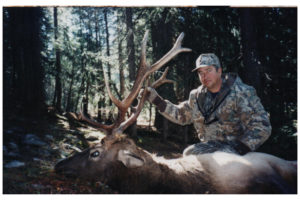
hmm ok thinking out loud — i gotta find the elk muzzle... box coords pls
[55,149,89,178]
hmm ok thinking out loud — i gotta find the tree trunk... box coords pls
[240,8,262,95]
[9,8,23,104]
[104,8,112,108]
[118,20,125,99]
[53,7,62,112]
[119,48,125,99]
[94,8,105,121]
[75,58,86,113]
[6,7,45,115]
[151,8,174,136]
[84,76,90,115]
[66,61,75,112]
[125,8,136,82]
[97,96,105,121]
[95,9,100,50]
[125,8,137,136]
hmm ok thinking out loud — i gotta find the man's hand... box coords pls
[139,87,159,103]
[142,87,167,112]
[146,87,159,103]
[229,140,251,155]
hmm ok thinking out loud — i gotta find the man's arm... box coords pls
[147,87,193,126]
[237,86,272,151]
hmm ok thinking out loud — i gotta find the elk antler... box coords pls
[151,67,175,89]
[78,105,114,135]
[115,67,174,134]
[123,31,191,111]
[80,31,191,135]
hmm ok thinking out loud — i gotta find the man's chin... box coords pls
[203,83,211,88]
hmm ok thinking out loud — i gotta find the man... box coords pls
[147,53,271,155]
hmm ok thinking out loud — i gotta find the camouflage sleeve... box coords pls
[148,87,194,126]
[160,99,193,126]
[237,86,272,151]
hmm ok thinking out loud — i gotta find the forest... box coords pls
[2,6,297,194]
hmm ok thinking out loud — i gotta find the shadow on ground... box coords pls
[3,110,188,194]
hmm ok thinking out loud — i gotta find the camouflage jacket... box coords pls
[152,73,271,151]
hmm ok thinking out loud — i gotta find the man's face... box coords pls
[197,66,222,92]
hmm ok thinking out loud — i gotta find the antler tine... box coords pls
[103,67,123,109]
[149,33,192,74]
[116,88,148,134]
[140,30,149,69]
[78,110,113,135]
[120,31,150,110]
[151,67,175,88]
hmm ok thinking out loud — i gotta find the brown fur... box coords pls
[55,135,297,194]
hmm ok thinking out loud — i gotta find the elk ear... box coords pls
[117,149,144,168]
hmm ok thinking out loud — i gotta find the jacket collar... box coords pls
[196,73,237,123]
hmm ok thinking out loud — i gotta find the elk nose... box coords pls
[55,159,72,173]
[55,161,78,178]
[54,160,64,173]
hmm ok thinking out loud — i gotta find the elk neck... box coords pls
[152,155,215,193]
[107,151,214,194]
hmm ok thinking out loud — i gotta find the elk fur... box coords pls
[55,135,297,194]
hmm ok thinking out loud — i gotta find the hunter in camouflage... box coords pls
[147,53,271,155]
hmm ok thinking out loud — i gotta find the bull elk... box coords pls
[55,31,297,194]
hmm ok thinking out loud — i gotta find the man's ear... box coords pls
[218,67,222,74]
[117,149,145,168]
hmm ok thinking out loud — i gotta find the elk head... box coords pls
[55,134,154,180]
[55,31,191,180]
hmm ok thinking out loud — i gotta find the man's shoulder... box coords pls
[230,78,259,101]
[189,85,203,96]
[230,74,256,94]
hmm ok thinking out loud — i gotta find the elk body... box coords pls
[55,134,297,194]
[55,31,297,194]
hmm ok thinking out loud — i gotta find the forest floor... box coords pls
[3,110,187,194]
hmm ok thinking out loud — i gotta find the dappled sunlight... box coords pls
[211,152,252,167]
[57,118,71,129]
[153,154,204,174]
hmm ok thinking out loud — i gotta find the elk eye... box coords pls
[91,151,100,157]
